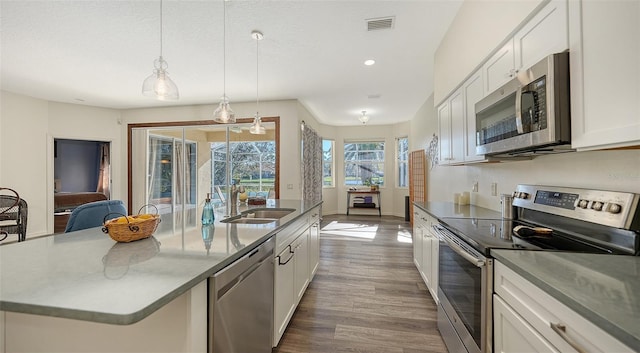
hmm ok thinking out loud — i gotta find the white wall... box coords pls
[0,91,122,237]
[434,0,545,105]
[1,92,49,236]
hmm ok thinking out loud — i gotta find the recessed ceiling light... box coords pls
[364,59,376,66]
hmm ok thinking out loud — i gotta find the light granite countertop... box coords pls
[0,199,321,325]
[492,250,640,351]
[413,201,502,220]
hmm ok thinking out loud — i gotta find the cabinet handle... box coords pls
[278,245,294,265]
[550,323,587,353]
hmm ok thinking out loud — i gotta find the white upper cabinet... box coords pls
[438,89,465,165]
[438,101,452,164]
[569,0,640,150]
[463,70,486,162]
[450,90,465,164]
[483,0,568,96]
[440,70,488,165]
[514,0,569,72]
[483,39,516,95]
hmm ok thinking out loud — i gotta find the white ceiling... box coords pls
[0,1,462,126]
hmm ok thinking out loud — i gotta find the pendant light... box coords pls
[359,111,370,124]
[142,0,179,101]
[213,0,236,123]
[250,30,266,135]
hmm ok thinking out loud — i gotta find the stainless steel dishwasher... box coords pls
[209,237,274,353]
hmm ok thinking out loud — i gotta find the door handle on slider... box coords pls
[550,323,587,353]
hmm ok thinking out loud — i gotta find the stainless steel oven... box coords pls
[432,185,640,353]
[433,224,492,353]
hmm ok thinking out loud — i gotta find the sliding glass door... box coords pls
[147,134,197,233]
[128,118,279,237]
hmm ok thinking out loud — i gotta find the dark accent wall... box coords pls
[54,139,101,192]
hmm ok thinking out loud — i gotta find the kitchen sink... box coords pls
[243,208,295,219]
[221,217,277,224]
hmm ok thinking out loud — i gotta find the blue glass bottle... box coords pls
[202,193,215,225]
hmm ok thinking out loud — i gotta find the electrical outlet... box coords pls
[287,184,293,189]
[491,182,498,196]
[472,181,479,192]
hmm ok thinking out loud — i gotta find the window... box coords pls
[211,141,276,201]
[344,141,385,186]
[322,139,334,187]
[397,137,409,188]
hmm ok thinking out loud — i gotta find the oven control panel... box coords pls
[513,185,640,229]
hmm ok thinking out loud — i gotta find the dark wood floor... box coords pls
[273,214,448,353]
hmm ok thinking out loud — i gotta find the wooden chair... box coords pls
[0,187,28,242]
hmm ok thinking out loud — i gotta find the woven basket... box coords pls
[102,205,161,243]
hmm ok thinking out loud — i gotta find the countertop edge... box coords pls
[491,250,640,351]
[1,200,323,325]
[413,201,501,220]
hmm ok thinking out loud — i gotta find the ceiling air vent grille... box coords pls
[366,17,395,31]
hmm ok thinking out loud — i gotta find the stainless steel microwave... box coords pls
[475,52,571,156]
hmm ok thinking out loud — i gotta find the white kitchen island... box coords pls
[0,199,321,353]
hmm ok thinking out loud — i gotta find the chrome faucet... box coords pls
[229,184,245,216]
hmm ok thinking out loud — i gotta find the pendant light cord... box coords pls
[222,0,226,97]
[256,33,259,116]
[159,0,163,58]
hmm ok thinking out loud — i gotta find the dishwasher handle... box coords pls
[213,238,274,300]
[216,255,270,300]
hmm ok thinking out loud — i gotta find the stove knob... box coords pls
[519,192,529,199]
[591,201,604,211]
[607,203,622,214]
[577,199,589,209]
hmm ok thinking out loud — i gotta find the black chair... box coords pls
[0,188,28,242]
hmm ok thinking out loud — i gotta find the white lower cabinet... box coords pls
[412,211,424,271]
[494,295,560,353]
[413,207,438,303]
[274,244,296,344]
[308,208,320,279]
[273,209,318,347]
[494,261,633,353]
[293,231,309,301]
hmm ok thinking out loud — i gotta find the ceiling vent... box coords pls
[366,17,395,31]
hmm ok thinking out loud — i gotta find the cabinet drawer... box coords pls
[275,216,309,254]
[494,295,560,353]
[308,206,320,224]
[494,262,632,353]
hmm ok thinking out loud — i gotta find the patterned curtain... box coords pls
[96,142,111,199]
[301,123,322,202]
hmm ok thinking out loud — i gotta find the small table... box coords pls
[346,190,381,216]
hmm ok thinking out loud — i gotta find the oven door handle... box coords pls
[443,237,486,268]
[432,225,486,268]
